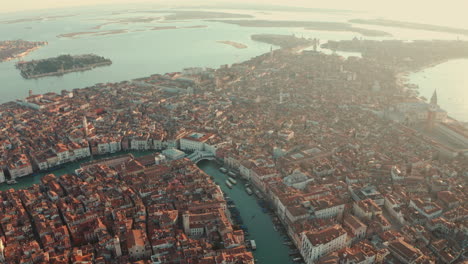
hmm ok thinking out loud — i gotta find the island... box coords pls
[251,34,315,49]
[209,20,392,37]
[350,18,468,36]
[217,41,247,49]
[57,29,129,38]
[322,38,468,71]
[15,54,112,79]
[143,10,253,20]
[0,40,47,62]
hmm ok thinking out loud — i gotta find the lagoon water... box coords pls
[409,59,468,122]
[0,6,467,118]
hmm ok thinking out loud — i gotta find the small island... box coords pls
[16,54,112,79]
[217,41,247,49]
[0,40,47,62]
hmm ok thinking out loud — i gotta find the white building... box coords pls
[131,136,151,150]
[278,130,295,141]
[180,132,214,152]
[384,194,407,225]
[98,142,111,154]
[54,144,70,164]
[162,148,186,160]
[283,171,314,190]
[8,164,33,179]
[409,199,442,219]
[0,169,5,183]
[300,225,348,263]
[8,154,33,179]
[127,230,150,260]
[109,141,122,153]
[353,199,382,220]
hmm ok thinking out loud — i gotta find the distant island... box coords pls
[58,30,128,38]
[350,19,468,36]
[209,20,391,37]
[322,38,468,71]
[217,41,247,49]
[251,34,314,49]
[0,40,47,62]
[16,54,112,79]
[136,10,253,20]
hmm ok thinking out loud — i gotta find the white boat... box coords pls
[246,187,253,195]
[6,179,17,185]
[219,167,228,173]
[225,180,233,189]
[250,240,257,250]
[228,177,237,185]
[228,171,237,177]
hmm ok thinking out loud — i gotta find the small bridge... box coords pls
[188,151,216,163]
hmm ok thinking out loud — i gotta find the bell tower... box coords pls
[83,116,89,137]
[183,211,190,234]
[0,239,5,263]
[427,89,438,131]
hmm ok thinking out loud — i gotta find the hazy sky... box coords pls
[3,0,468,27]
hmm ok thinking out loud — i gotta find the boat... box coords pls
[246,187,253,195]
[228,177,237,184]
[219,167,228,173]
[225,180,233,189]
[228,171,237,177]
[250,240,257,250]
[6,179,17,185]
[244,183,250,188]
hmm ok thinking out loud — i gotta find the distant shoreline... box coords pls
[209,20,391,37]
[350,18,468,36]
[0,40,47,62]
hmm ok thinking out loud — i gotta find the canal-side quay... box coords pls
[198,160,297,264]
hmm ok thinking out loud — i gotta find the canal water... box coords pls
[0,150,158,191]
[197,160,294,264]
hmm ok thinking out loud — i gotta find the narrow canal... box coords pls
[197,160,294,264]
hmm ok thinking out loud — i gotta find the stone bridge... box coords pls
[188,151,216,163]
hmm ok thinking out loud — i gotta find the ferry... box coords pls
[219,167,228,173]
[225,180,233,189]
[228,177,237,185]
[250,240,257,250]
[227,171,237,177]
[245,187,253,195]
[6,179,17,185]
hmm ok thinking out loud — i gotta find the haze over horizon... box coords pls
[3,0,468,28]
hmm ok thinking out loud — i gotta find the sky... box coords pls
[2,0,468,27]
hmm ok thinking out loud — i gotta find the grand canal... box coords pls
[197,160,295,264]
[0,150,157,191]
[0,153,296,264]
